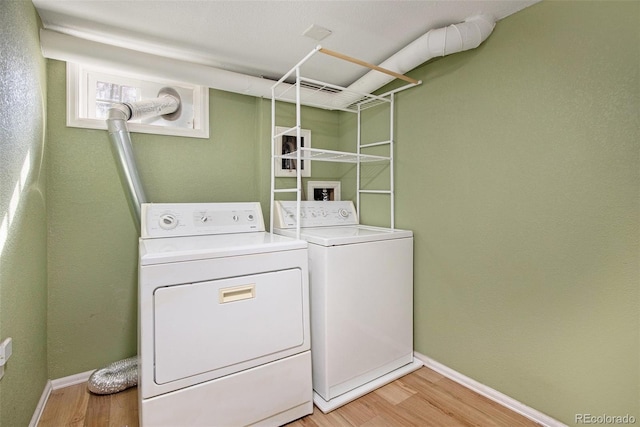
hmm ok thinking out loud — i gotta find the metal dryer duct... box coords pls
[87,89,181,395]
[39,15,495,108]
[106,88,180,228]
[87,356,138,395]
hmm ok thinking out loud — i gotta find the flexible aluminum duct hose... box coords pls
[87,356,138,395]
[106,89,180,229]
[89,91,180,396]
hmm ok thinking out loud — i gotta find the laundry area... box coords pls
[1,1,638,427]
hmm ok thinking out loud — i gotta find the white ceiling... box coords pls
[33,0,539,87]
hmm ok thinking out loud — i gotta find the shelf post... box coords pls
[390,93,395,229]
[356,105,362,222]
[270,84,276,233]
[295,65,302,239]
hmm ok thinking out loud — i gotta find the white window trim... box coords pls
[66,63,209,139]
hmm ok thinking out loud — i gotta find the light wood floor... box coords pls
[38,367,539,426]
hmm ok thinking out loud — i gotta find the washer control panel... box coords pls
[273,201,359,229]
[142,202,265,238]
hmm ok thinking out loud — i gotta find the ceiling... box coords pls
[32,0,539,87]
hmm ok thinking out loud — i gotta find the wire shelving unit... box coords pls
[270,46,421,238]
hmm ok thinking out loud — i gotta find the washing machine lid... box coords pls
[274,225,412,246]
[139,232,306,265]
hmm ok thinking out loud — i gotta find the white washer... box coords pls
[273,201,422,413]
[138,202,313,426]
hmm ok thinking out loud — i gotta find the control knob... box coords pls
[338,208,350,218]
[159,213,178,230]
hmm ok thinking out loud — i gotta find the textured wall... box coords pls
[0,1,49,426]
[384,2,638,425]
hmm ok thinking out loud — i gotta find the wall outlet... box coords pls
[0,338,12,380]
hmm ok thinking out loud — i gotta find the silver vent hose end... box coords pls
[87,356,138,395]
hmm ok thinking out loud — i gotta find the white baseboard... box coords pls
[29,369,95,427]
[50,369,94,390]
[29,380,52,427]
[414,352,566,427]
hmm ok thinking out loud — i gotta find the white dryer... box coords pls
[273,201,422,413]
[138,202,312,426]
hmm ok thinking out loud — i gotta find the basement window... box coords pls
[67,63,209,138]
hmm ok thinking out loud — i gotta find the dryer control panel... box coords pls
[142,202,265,238]
[273,201,359,229]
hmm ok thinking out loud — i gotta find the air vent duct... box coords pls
[39,15,495,108]
[106,91,180,229]
[345,15,495,101]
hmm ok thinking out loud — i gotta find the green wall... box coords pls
[0,1,49,426]
[373,2,638,425]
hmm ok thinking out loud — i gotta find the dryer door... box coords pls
[153,268,305,384]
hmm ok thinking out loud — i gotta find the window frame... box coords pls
[66,63,209,139]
